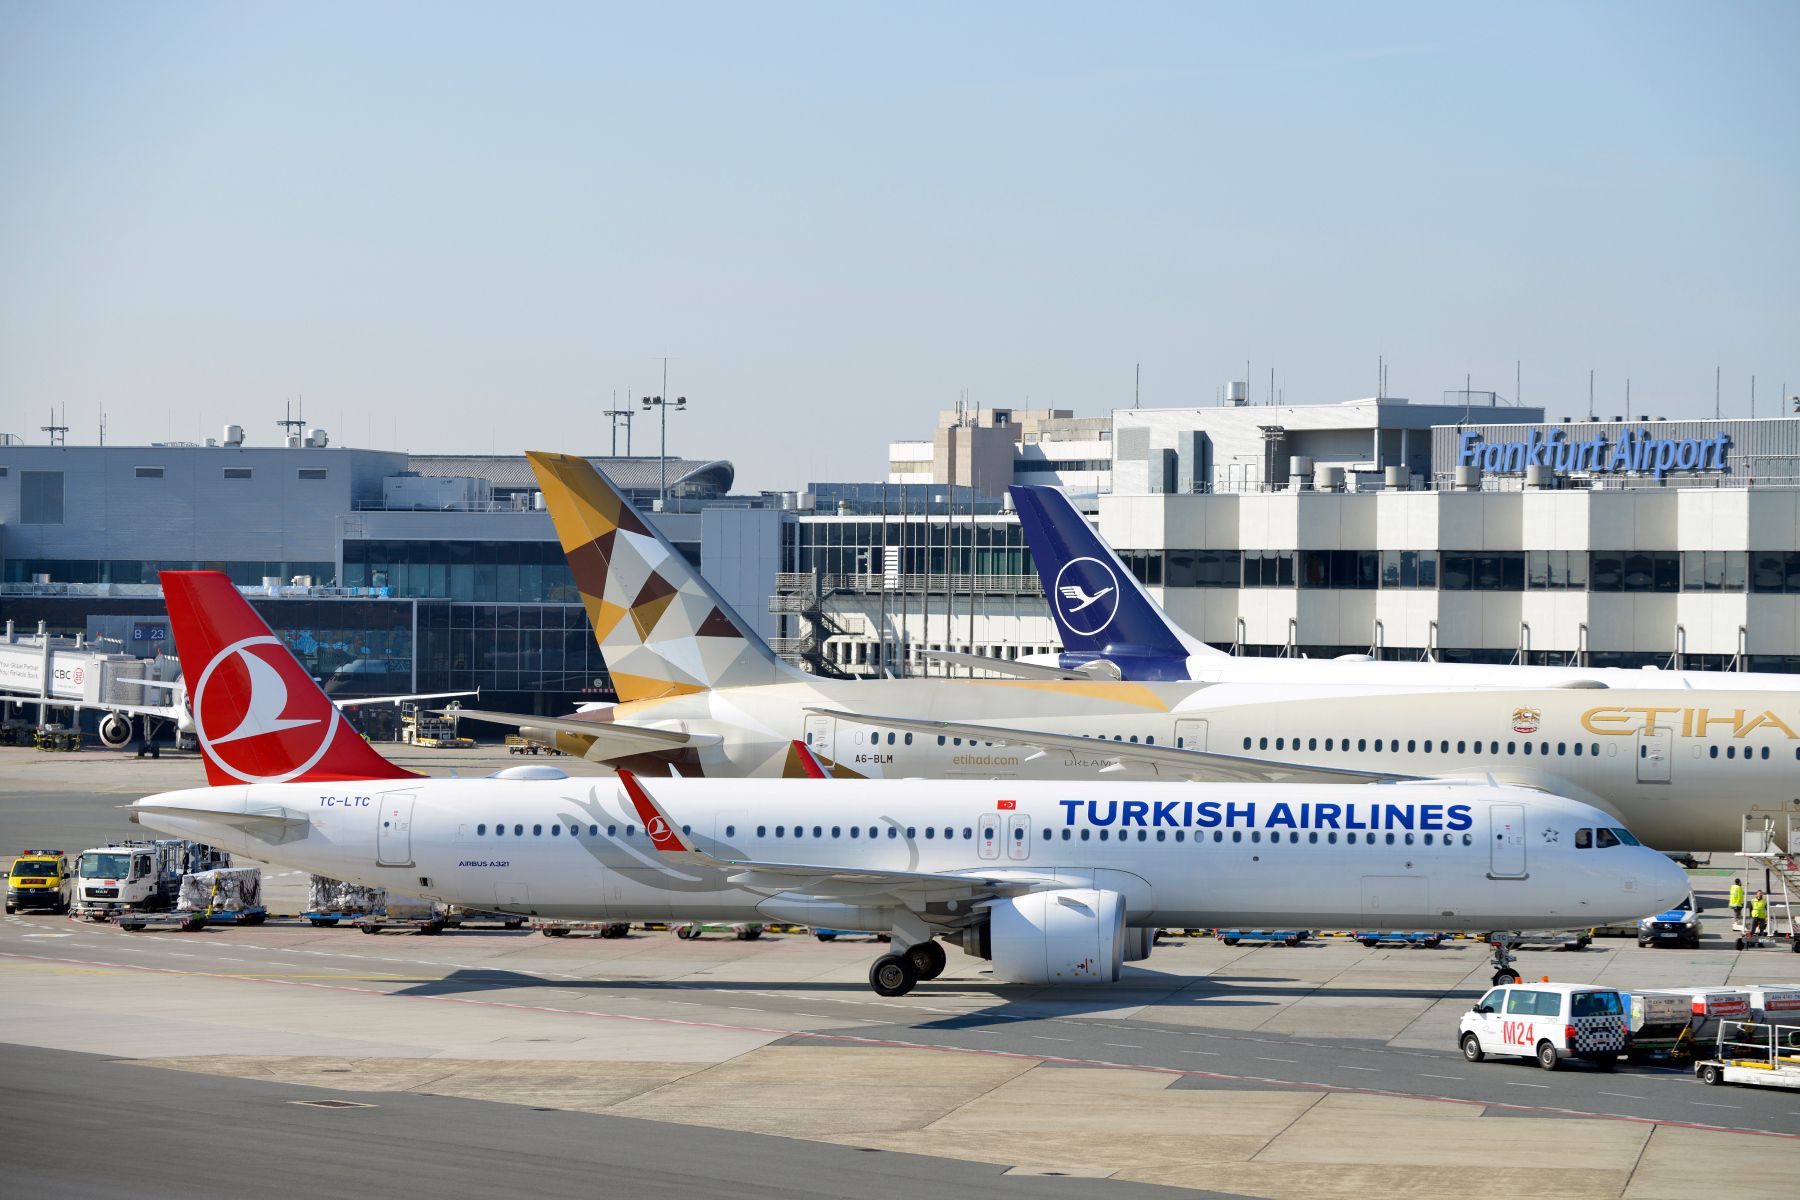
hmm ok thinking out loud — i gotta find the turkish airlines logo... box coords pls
[647,816,671,842]
[1051,557,1121,637]
[192,635,339,784]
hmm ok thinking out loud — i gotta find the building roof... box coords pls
[405,455,734,496]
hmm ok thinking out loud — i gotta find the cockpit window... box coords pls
[1594,828,1620,848]
[1575,828,1592,849]
[1610,827,1641,846]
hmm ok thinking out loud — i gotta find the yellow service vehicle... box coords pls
[6,850,73,914]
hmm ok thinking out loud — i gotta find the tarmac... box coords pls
[3,744,1798,1198]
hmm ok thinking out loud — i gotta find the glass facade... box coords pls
[3,559,337,585]
[786,518,1036,579]
[343,540,579,604]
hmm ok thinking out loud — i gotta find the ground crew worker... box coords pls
[1750,890,1769,936]
[1729,877,1745,926]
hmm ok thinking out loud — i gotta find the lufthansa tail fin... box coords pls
[160,571,418,786]
[1009,485,1221,661]
[527,452,803,701]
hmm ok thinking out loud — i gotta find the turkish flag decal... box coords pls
[997,799,1017,810]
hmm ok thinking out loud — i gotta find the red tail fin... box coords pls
[161,571,417,785]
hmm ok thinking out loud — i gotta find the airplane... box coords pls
[131,569,1689,996]
[443,454,1800,852]
[1007,481,1800,693]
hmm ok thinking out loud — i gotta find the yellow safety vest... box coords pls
[1730,884,1745,907]
[1751,896,1768,919]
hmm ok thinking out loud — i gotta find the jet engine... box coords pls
[963,888,1126,985]
[98,712,134,749]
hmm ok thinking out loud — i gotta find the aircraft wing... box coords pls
[616,771,1053,904]
[333,690,478,709]
[916,651,1101,681]
[804,707,1418,785]
[448,708,718,755]
[0,690,183,722]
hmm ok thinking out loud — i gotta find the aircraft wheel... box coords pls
[907,940,947,981]
[869,954,918,997]
[1460,1033,1484,1063]
[815,932,837,942]
[1493,968,1521,986]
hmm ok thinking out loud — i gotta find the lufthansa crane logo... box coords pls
[192,635,338,784]
[1051,557,1121,637]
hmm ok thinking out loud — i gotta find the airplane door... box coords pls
[1174,719,1209,751]
[1005,814,1031,860]
[1488,803,1527,879]
[1635,728,1671,783]
[803,715,836,761]
[376,793,415,867]
[978,814,1001,860]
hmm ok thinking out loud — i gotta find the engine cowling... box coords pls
[979,888,1126,985]
[98,712,133,749]
[1122,925,1156,962]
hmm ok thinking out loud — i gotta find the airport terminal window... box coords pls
[1162,549,1242,588]
[1750,551,1800,593]
[1527,550,1588,590]
[1242,550,1295,588]
[1683,550,1747,592]
[134,466,164,479]
[18,471,63,524]
[298,468,329,480]
[222,467,253,479]
[1299,549,1379,590]
[1439,551,1524,591]
[1590,551,1679,593]
[1380,550,1438,589]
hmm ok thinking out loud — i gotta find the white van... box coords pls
[1459,982,1630,1070]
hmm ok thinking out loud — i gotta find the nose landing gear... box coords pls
[1488,933,1522,986]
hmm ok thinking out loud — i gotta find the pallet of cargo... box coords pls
[117,906,267,932]
[1216,929,1312,946]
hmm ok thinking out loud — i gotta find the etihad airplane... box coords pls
[451,454,1800,851]
[1007,481,1800,693]
[132,570,1688,996]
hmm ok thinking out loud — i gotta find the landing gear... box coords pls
[1488,933,1522,986]
[870,953,918,997]
[907,939,947,981]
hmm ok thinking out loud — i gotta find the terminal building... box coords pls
[5,394,1800,735]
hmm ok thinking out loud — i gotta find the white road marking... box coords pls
[1339,1065,1379,1072]
[1597,1091,1643,1100]
[1419,1073,1462,1081]
[1031,1036,1071,1042]
[1179,1050,1218,1056]
[1101,1043,1139,1049]
[1689,1101,1741,1109]
[1256,1057,1298,1064]
[1505,1082,1550,1089]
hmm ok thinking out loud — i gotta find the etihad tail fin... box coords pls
[1009,484,1221,662]
[160,571,418,786]
[527,452,803,702]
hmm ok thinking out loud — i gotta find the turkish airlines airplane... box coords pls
[449,455,1800,852]
[132,570,1687,996]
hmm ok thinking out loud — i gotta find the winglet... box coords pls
[788,739,829,779]
[616,770,696,853]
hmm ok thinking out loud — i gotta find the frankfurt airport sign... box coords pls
[1457,427,1731,479]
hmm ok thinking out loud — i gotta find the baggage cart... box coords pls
[533,919,632,939]
[1352,931,1446,948]
[1216,929,1311,946]
[1694,1021,1800,1090]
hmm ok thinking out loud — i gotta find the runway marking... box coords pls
[1179,1050,1218,1056]
[1598,1091,1643,1100]
[1420,1074,1462,1081]
[1255,1057,1298,1064]
[1505,1082,1550,1089]
[1102,1043,1139,1049]
[4,947,1796,1143]
[1339,1065,1379,1072]
[1031,1036,1072,1042]
[1691,1102,1741,1109]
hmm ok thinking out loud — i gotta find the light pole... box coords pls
[641,393,687,510]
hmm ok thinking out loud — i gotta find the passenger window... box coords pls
[1155,829,1166,842]
[1212,830,1223,842]
[551,825,561,836]
[1385,833,1395,845]
[1507,741,1516,754]
[1174,830,1185,842]
[1423,833,1433,845]
[1575,828,1592,849]
[905,733,913,745]
[1231,830,1242,843]
[1403,832,1414,845]
[1374,739,1384,752]
[1407,740,1416,752]
[1251,830,1261,843]
[775,825,785,837]
[625,825,636,837]
[1477,988,1504,1013]
[1243,737,1253,750]
[1327,832,1338,844]
[1573,743,1583,756]
[1080,829,1091,841]
[1308,738,1317,750]
[1308,831,1318,844]
[849,826,859,838]
[831,826,841,838]
[608,825,617,836]
[589,825,598,836]
[925,827,935,839]
[1595,828,1620,848]
[477,824,487,835]
[1357,739,1367,751]
[513,824,524,836]
[1099,829,1109,841]
[813,825,823,838]
[726,825,736,837]
[1505,989,1540,1015]
[1276,737,1285,750]
[887,827,898,839]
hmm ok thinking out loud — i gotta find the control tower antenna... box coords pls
[276,398,307,440]
[41,403,69,446]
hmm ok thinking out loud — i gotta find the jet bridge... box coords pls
[0,621,153,737]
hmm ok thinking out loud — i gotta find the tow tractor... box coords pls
[1694,1021,1800,1091]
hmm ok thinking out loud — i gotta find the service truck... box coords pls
[71,839,227,920]
[6,851,73,914]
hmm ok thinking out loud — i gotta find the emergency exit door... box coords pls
[1174,719,1209,751]
[377,793,415,867]
[1635,728,1671,783]
[1488,802,1526,879]
[803,715,836,762]
[978,814,1001,860]
[1005,814,1032,860]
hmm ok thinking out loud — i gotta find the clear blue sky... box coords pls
[2,3,1794,490]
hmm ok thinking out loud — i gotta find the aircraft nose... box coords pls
[1640,849,1690,914]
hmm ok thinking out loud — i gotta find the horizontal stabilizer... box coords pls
[129,804,311,832]
[916,650,1095,681]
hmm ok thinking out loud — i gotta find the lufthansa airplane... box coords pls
[448,455,1800,851]
[132,570,1687,996]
